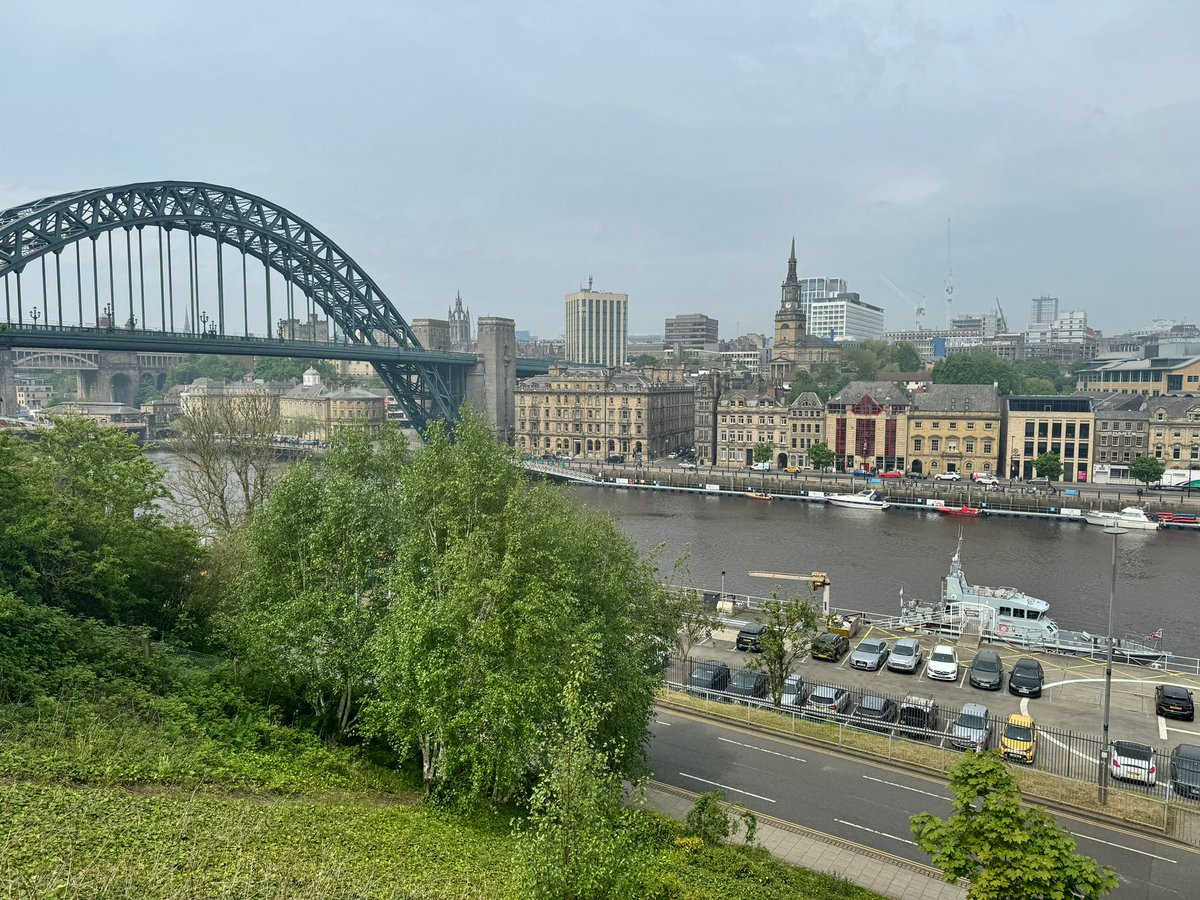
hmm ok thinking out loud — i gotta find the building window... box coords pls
[931,438,940,451]
[965,440,975,453]
[913,438,923,452]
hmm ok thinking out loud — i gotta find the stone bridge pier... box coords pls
[78,351,141,405]
[0,347,17,417]
[466,316,516,443]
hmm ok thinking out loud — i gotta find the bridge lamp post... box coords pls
[30,307,40,327]
[1098,524,1128,806]
[102,302,113,329]
[199,311,210,335]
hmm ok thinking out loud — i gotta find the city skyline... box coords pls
[4,2,1197,341]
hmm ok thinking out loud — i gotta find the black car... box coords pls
[1170,744,1200,800]
[1008,657,1044,698]
[968,650,1005,690]
[736,622,767,653]
[687,660,731,695]
[852,695,899,733]
[1155,684,1195,721]
[726,670,768,702]
[606,454,625,464]
[811,631,850,661]
[897,696,941,741]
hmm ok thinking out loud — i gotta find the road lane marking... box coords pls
[1022,697,1100,764]
[834,818,916,846]
[718,736,806,763]
[1167,725,1200,737]
[678,772,776,803]
[1159,716,1168,741]
[656,720,673,726]
[1069,831,1177,864]
[861,774,951,802]
[958,669,968,689]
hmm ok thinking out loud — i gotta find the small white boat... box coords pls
[1082,507,1159,531]
[826,489,889,510]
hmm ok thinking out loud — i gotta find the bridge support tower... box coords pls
[466,317,517,443]
[0,348,17,418]
[78,351,141,406]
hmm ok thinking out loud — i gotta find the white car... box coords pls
[934,471,962,481]
[926,644,960,681]
[972,473,1000,485]
[1110,741,1157,785]
[750,461,771,471]
[678,461,697,469]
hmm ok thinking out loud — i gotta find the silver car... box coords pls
[780,673,808,708]
[850,638,890,671]
[951,702,992,750]
[887,637,924,673]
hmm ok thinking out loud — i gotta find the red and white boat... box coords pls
[939,505,983,517]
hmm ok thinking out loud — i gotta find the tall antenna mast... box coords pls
[945,217,954,327]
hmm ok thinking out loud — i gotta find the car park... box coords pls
[1008,658,1045,697]
[1169,744,1200,800]
[951,702,992,750]
[896,696,940,740]
[968,650,1005,690]
[1155,684,1195,721]
[687,660,731,696]
[849,638,890,671]
[803,684,851,719]
[886,637,924,673]
[972,472,1000,485]
[726,670,768,703]
[735,622,766,653]
[1000,714,1037,764]
[1111,740,1157,786]
[926,645,960,681]
[780,673,807,708]
[811,631,850,661]
[934,471,961,481]
[852,695,899,732]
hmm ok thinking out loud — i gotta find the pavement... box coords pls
[640,778,966,900]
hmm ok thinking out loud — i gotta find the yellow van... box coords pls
[1000,713,1037,764]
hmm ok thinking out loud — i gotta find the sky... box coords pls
[3,1,1197,340]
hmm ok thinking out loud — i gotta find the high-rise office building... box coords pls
[808,295,886,342]
[1029,296,1059,329]
[799,276,849,323]
[664,313,719,351]
[564,281,628,367]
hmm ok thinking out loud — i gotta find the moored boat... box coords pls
[826,489,889,510]
[940,505,983,517]
[746,490,772,501]
[1082,506,1158,531]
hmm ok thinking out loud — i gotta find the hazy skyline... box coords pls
[4,1,1197,341]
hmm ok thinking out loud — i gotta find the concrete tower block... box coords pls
[466,316,516,443]
[0,347,18,417]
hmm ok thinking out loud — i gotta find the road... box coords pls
[648,710,1200,898]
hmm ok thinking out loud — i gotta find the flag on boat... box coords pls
[1148,628,1163,641]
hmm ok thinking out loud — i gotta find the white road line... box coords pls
[835,818,917,846]
[1167,725,1200,737]
[718,736,806,763]
[861,774,951,802]
[1069,830,1177,864]
[678,772,776,803]
[656,720,673,726]
[958,669,968,689]
[1158,716,1168,741]
[1022,697,1100,764]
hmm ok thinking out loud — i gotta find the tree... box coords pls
[808,442,835,471]
[753,442,772,463]
[814,363,850,401]
[365,408,674,801]
[685,790,757,846]
[752,594,821,706]
[167,354,248,386]
[253,356,344,385]
[222,425,409,738]
[1032,451,1063,480]
[911,752,1118,900]
[168,388,283,531]
[932,351,1020,396]
[631,353,661,368]
[844,345,882,381]
[893,343,923,373]
[1130,455,1166,487]
[661,559,720,661]
[783,369,819,403]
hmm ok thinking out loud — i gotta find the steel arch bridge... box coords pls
[0,181,461,430]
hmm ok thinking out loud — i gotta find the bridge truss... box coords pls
[0,182,460,430]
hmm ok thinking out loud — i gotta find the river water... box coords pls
[568,485,1200,653]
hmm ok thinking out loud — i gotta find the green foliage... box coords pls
[752,595,821,706]
[1033,451,1063,480]
[365,407,673,802]
[685,791,758,848]
[784,369,819,403]
[911,751,1118,900]
[753,442,773,463]
[168,354,248,386]
[664,559,719,660]
[892,343,923,373]
[633,352,662,367]
[0,419,202,633]
[933,351,1078,396]
[1130,455,1166,486]
[814,363,850,401]
[253,356,344,385]
[808,442,835,471]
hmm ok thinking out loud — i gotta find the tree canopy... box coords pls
[933,351,1078,396]
[252,356,345,385]
[808,442,835,470]
[1033,451,1063,480]
[1130,455,1166,486]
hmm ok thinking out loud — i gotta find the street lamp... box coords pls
[1098,525,1128,805]
[102,302,113,328]
[721,571,726,601]
[199,311,210,334]
[30,307,40,327]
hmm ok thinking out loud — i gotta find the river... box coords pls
[568,485,1200,653]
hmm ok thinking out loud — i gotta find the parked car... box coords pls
[881,469,905,479]
[726,670,769,703]
[887,637,924,673]
[968,650,1005,690]
[934,471,962,481]
[1155,684,1195,721]
[852,695,899,733]
[606,453,625,464]
[926,644,960,681]
[735,622,767,653]
[951,702,992,750]
[1008,657,1045,697]
[750,461,772,471]
[687,660,731,696]
[1111,740,1157,786]
[1027,475,1052,486]
[811,631,850,661]
[678,461,697,469]
[784,465,801,474]
[667,452,678,459]
[849,638,890,671]
[803,684,852,719]
[1169,743,1200,800]
[780,673,808,708]
[896,696,941,740]
[851,468,873,476]
[1000,713,1038,764]
[972,472,1000,485]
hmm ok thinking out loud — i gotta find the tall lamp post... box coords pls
[1098,525,1128,805]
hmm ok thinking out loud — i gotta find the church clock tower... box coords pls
[773,238,807,363]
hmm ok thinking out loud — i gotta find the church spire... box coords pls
[786,237,798,283]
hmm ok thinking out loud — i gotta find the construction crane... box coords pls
[994,297,1008,333]
[879,274,927,330]
[945,218,954,327]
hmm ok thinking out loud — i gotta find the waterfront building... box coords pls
[824,381,911,473]
[1091,393,1150,484]
[411,318,451,351]
[808,295,886,343]
[714,389,789,468]
[514,365,693,460]
[43,401,147,439]
[1002,395,1095,483]
[279,368,386,440]
[786,391,825,469]
[664,313,718,352]
[14,376,52,410]
[906,384,1001,479]
[179,377,281,418]
[448,292,472,347]
[693,372,723,466]
[564,282,628,367]
[1145,395,1200,470]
